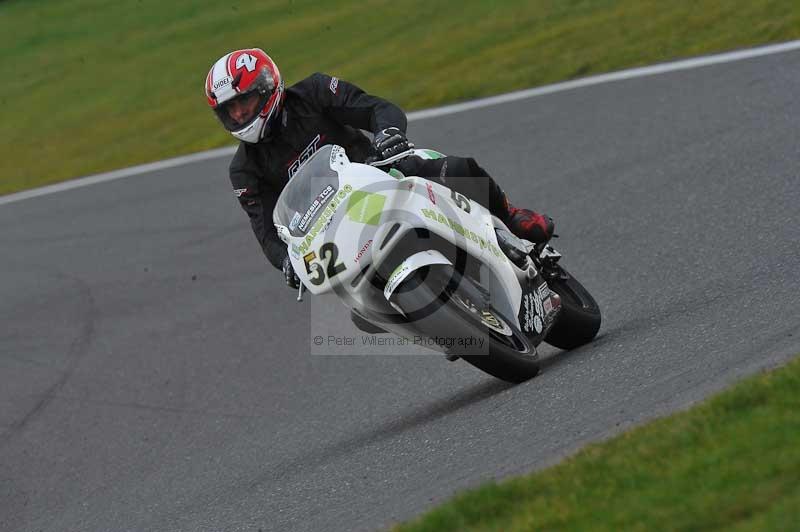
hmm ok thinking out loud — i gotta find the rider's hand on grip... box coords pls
[373,127,413,161]
[282,255,301,289]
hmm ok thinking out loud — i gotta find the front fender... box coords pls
[383,250,452,300]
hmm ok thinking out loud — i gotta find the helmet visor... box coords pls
[213,89,271,132]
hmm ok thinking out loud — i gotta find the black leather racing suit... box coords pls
[229,72,510,269]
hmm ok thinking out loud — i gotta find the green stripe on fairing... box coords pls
[422,149,445,159]
[347,191,386,225]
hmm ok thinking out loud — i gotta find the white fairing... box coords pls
[273,144,528,331]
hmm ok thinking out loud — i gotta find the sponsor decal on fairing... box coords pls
[419,208,505,260]
[346,192,386,226]
[329,145,346,166]
[297,184,354,255]
[384,263,411,298]
[354,239,373,263]
[289,212,302,232]
[426,182,436,205]
[521,282,551,334]
[298,185,336,232]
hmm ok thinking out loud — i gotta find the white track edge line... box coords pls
[406,39,800,120]
[3,39,800,206]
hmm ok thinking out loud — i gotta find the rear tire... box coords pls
[392,266,540,383]
[543,265,601,350]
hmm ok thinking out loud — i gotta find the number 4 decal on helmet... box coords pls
[236,53,257,72]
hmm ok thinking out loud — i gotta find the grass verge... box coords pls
[3,0,800,195]
[394,355,800,531]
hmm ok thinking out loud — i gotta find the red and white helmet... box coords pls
[205,48,284,143]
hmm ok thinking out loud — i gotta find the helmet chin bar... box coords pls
[232,118,266,143]
[219,89,281,143]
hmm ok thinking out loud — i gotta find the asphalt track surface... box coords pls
[2,49,800,531]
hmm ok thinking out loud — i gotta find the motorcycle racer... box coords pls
[205,48,555,288]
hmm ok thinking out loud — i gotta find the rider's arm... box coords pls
[229,144,286,270]
[297,72,407,134]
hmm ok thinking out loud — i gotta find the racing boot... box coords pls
[505,203,555,244]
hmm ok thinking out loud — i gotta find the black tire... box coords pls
[543,265,601,350]
[392,266,540,383]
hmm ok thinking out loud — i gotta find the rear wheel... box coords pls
[392,265,540,383]
[543,265,601,350]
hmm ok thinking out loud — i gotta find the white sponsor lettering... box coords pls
[213,76,232,90]
[298,185,335,232]
[522,282,550,334]
[288,134,322,178]
[329,77,339,94]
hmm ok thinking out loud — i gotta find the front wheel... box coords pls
[392,265,540,383]
[543,265,601,350]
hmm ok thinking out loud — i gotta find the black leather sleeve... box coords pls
[229,144,287,269]
[295,72,408,134]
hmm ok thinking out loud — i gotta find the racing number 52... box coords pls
[304,243,346,286]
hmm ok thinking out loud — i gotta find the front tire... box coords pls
[543,265,601,350]
[392,266,540,383]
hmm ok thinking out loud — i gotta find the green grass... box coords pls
[394,356,800,531]
[2,0,800,195]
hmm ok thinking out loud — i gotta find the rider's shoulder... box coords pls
[229,142,262,174]
[230,142,248,167]
[287,72,341,95]
[288,72,324,89]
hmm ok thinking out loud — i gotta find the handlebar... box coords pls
[366,149,417,167]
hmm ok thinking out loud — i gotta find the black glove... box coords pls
[282,255,301,289]
[373,127,413,161]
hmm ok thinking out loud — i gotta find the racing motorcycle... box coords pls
[273,144,601,383]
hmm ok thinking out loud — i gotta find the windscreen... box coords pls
[273,145,341,237]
